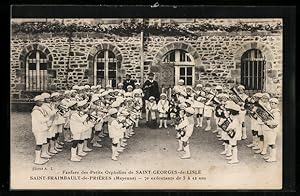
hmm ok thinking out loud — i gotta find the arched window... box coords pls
[94,50,117,87]
[25,50,48,91]
[241,49,266,91]
[162,49,195,86]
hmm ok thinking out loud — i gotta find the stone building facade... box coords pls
[11,19,282,101]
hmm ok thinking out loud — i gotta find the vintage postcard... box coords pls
[11,14,283,189]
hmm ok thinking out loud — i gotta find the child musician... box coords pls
[31,95,51,165]
[157,93,170,129]
[40,93,58,156]
[69,100,89,162]
[50,92,65,152]
[108,108,124,161]
[224,101,242,164]
[255,93,271,155]
[192,84,206,128]
[146,96,158,129]
[246,93,263,150]
[263,98,281,162]
[203,86,215,131]
[236,85,249,140]
[215,93,231,156]
[133,92,143,127]
[175,107,195,159]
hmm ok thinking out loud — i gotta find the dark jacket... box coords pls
[142,80,160,101]
[123,79,136,92]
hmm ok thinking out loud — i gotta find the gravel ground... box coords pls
[11,112,282,190]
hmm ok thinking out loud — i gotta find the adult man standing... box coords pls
[142,72,160,122]
[123,74,136,92]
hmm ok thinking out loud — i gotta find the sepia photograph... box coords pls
[10,14,284,189]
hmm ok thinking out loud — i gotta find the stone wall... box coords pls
[10,30,282,100]
[145,32,282,93]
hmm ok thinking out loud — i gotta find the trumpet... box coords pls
[229,87,244,104]
[57,104,69,115]
[219,116,236,138]
[87,113,100,123]
[254,102,276,128]
[205,91,221,106]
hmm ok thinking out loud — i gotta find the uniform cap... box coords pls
[64,90,70,95]
[185,107,195,114]
[99,89,105,94]
[118,83,124,87]
[178,79,184,83]
[237,85,245,90]
[127,85,133,89]
[196,84,203,88]
[78,86,85,90]
[111,101,121,108]
[269,98,279,104]
[91,86,97,90]
[262,93,270,99]
[41,93,51,99]
[91,95,99,103]
[253,93,263,98]
[204,87,211,91]
[100,91,109,97]
[160,93,167,97]
[84,85,90,89]
[179,103,187,109]
[50,92,60,97]
[72,85,80,90]
[33,95,44,102]
[149,96,155,100]
[77,100,88,107]
[108,108,118,115]
[116,97,125,103]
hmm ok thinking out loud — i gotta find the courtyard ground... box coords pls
[11,112,282,190]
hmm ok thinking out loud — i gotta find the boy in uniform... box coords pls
[255,93,271,155]
[146,96,158,129]
[69,100,88,162]
[263,98,281,162]
[175,107,195,159]
[157,93,170,129]
[246,93,263,150]
[236,85,249,140]
[224,101,242,164]
[193,84,206,128]
[108,108,124,161]
[31,95,51,165]
[41,92,58,156]
[203,86,214,131]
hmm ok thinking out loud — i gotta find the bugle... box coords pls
[57,104,69,115]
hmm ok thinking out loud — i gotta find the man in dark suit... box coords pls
[142,72,160,122]
[123,74,136,92]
